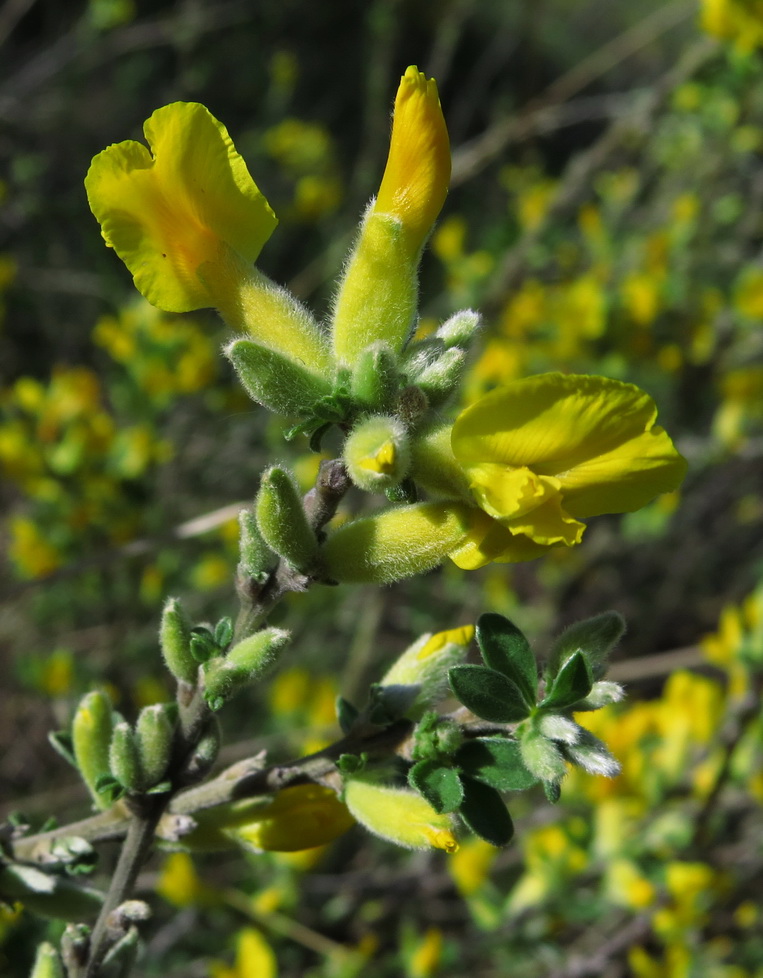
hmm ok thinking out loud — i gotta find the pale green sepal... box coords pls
[135,704,175,787]
[322,501,471,584]
[332,208,418,366]
[72,690,114,810]
[109,722,143,793]
[349,342,400,410]
[226,338,332,417]
[255,466,321,573]
[160,597,197,685]
[202,627,290,707]
[29,942,65,978]
[436,309,481,348]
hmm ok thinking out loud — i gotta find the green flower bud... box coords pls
[72,690,114,810]
[226,338,331,417]
[255,467,320,573]
[29,942,65,978]
[436,309,481,348]
[160,597,197,686]
[411,347,466,408]
[322,501,471,584]
[109,721,143,793]
[332,210,418,367]
[238,508,274,580]
[344,416,411,493]
[202,627,290,708]
[349,342,400,410]
[135,704,175,787]
[519,727,567,784]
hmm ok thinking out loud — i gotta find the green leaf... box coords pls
[48,731,77,769]
[336,696,359,734]
[544,780,562,804]
[449,664,532,723]
[540,651,593,711]
[476,613,537,706]
[214,617,233,650]
[459,777,514,846]
[547,612,625,680]
[189,629,217,663]
[409,759,464,814]
[456,738,538,791]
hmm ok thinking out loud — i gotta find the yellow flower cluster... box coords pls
[1,365,170,577]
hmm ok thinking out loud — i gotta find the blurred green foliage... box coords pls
[2,1,763,976]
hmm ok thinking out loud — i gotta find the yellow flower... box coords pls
[85,102,277,313]
[344,779,458,853]
[184,784,355,853]
[413,373,687,570]
[375,65,450,255]
[332,66,449,365]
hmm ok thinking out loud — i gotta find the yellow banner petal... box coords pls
[86,102,277,312]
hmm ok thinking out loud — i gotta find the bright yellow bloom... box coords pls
[375,65,450,254]
[184,784,354,853]
[344,779,458,853]
[412,373,686,570]
[332,66,450,365]
[85,102,277,313]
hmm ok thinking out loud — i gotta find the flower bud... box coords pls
[331,67,450,367]
[160,597,197,685]
[225,337,331,417]
[109,721,143,793]
[202,627,290,708]
[344,779,458,853]
[135,704,175,787]
[255,467,320,573]
[72,690,114,810]
[436,309,481,348]
[321,501,471,584]
[238,507,274,580]
[349,341,400,410]
[344,415,411,493]
[380,625,474,717]
[29,942,65,978]
[410,346,466,408]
